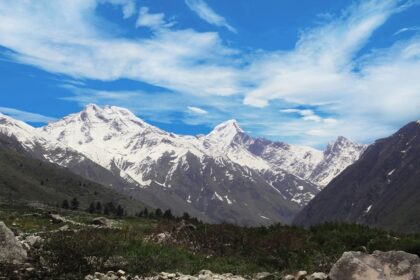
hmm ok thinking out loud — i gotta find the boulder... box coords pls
[254,272,275,280]
[295,271,307,280]
[308,272,328,280]
[91,217,113,227]
[0,221,27,264]
[329,250,420,280]
[49,213,67,223]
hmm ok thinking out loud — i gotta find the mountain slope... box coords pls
[294,121,420,232]
[0,143,147,213]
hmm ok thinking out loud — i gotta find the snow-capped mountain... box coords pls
[308,136,367,187]
[294,121,420,232]
[0,112,139,193]
[0,105,366,225]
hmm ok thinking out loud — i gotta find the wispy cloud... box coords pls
[103,0,137,19]
[0,107,55,123]
[0,0,420,147]
[394,26,420,35]
[187,106,208,115]
[185,0,236,33]
[280,109,337,124]
[0,1,239,97]
[136,7,175,30]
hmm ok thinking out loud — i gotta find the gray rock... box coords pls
[59,224,70,231]
[307,272,327,280]
[295,271,307,280]
[329,250,420,280]
[283,276,295,280]
[24,234,44,248]
[0,221,27,264]
[92,217,113,227]
[254,272,274,280]
[49,213,67,223]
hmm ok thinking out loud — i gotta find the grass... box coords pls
[2,202,420,279]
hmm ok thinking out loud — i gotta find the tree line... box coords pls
[59,198,125,217]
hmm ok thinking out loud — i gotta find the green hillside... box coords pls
[0,146,147,214]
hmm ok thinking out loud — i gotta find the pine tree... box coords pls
[96,202,102,213]
[163,209,173,220]
[70,198,79,210]
[104,205,110,215]
[61,199,69,209]
[143,208,149,217]
[155,208,163,218]
[116,205,124,217]
[182,212,190,220]
[88,202,95,213]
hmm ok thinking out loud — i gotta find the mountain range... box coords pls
[0,104,366,225]
[294,121,420,232]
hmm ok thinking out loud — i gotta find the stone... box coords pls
[24,234,44,248]
[283,275,295,280]
[296,271,307,280]
[0,221,27,264]
[329,250,420,280]
[92,217,113,227]
[59,224,70,231]
[307,272,328,280]
[254,272,274,280]
[198,270,213,280]
[49,213,67,223]
[117,269,126,276]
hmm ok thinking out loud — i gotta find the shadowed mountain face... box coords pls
[0,106,365,225]
[0,138,147,214]
[294,121,420,233]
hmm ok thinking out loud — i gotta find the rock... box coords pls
[329,250,420,280]
[295,271,307,280]
[145,232,173,244]
[254,272,274,280]
[307,272,328,280]
[198,270,213,280]
[24,234,44,248]
[117,269,126,276]
[283,275,295,280]
[59,224,70,231]
[91,217,113,227]
[49,213,67,223]
[0,221,27,264]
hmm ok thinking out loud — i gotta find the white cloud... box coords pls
[136,7,175,30]
[0,1,240,97]
[102,0,137,19]
[185,0,236,33]
[241,0,420,144]
[0,107,56,123]
[280,108,337,123]
[394,26,420,35]
[187,106,208,114]
[0,0,420,147]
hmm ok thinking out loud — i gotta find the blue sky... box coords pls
[0,0,420,147]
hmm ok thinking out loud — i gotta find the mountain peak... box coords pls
[84,103,100,111]
[212,119,243,133]
[82,104,137,118]
[206,119,245,146]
